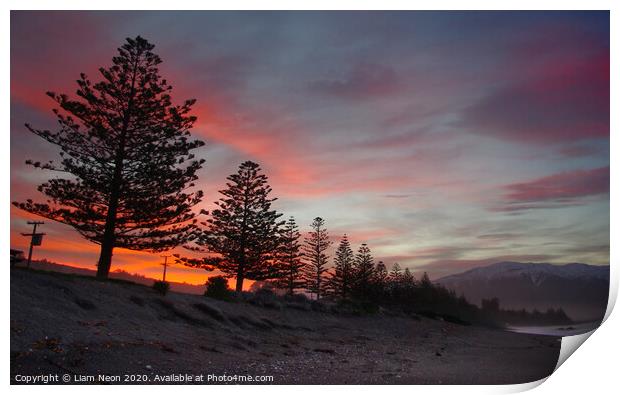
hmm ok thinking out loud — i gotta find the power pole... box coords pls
[21,221,45,268]
[160,255,172,282]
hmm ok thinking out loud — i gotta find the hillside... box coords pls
[22,259,205,295]
[437,262,609,322]
[10,268,561,384]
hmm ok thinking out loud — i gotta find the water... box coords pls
[507,321,601,337]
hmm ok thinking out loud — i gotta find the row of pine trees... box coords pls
[177,159,420,298]
[12,35,421,299]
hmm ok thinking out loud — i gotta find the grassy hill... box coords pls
[16,259,206,295]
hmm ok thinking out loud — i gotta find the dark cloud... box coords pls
[309,63,401,100]
[460,17,609,146]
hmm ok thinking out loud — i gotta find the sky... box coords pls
[10,11,610,285]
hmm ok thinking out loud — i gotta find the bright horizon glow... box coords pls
[10,11,610,284]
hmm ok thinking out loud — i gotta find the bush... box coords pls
[283,293,310,304]
[247,288,283,310]
[205,276,233,301]
[153,280,170,295]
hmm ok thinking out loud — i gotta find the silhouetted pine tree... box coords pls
[275,216,305,295]
[370,261,389,301]
[181,161,285,292]
[417,271,433,304]
[352,243,375,299]
[302,217,331,300]
[402,267,417,288]
[419,271,432,288]
[389,262,403,284]
[13,36,205,279]
[328,234,355,299]
[374,261,388,285]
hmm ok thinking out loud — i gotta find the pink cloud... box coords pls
[494,167,609,212]
[463,28,609,145]
[505,167,609,202]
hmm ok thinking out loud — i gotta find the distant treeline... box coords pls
[479,298,572,326]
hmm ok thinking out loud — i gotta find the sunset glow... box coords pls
[10,11,609,284]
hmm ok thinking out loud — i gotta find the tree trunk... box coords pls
[95,54,138,279]
[96,166,122,279]
[96,236,115,279]
[235,274,244,293]
[95,130,125,280]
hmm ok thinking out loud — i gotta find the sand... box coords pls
[10,268,561,385]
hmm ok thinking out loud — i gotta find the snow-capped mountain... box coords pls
[437,262,609,322]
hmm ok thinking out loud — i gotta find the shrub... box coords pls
[247,288,282,310]
[153,280,170,295]
[284,293,309,304]
[205,276,233,301]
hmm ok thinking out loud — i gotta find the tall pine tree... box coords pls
[182,161,285,293]
[13,36,205,279]
[302,217,331,300]
[328,234,354,300]
[275,216,305,295]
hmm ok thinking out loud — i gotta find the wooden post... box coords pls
[21,221,44,268]
[160,255,171,282]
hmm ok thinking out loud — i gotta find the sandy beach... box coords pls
[10,268,560,385]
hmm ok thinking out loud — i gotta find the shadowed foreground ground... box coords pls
[10,268,560,384]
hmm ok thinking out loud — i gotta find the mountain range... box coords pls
[437,261,609,322]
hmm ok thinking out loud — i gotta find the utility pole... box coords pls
[21,221,45,268]
[160,255,172,282]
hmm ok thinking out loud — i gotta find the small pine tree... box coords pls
[370,261,389,301]
[388,262,403,298]
[302,217,332,300]
[417,271,433,304]
[402,267,417,288]
[389,262,403,287]
[352,243,375,299]
[182,161,285,293]
[419,271,432,288]
[374,261,388,285]
[275,216,305,295]
[328,234,355,300]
